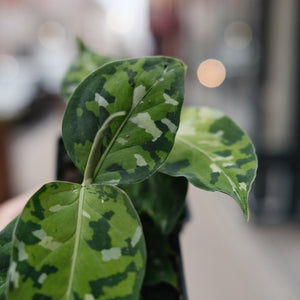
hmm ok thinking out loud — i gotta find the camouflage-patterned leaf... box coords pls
[160,107,257,219]
[123,172,188,235]
[0,217,18,299]
[61,39,114,103]
[7,182,146,300]
[62,57,185,185]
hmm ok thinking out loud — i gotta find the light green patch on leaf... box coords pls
[62,56,186,185]
[160,106,257,220]
[77,108,84,117]
[86,100,100,118]
[74,140,93,169]
[133,85,147,107]
[7,182,146,300]
[129,112,163,141]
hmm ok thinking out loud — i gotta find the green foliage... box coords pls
[161,107,257,219]
[7,182,146,300]
[62,56,185,185]
[0,218,17,299]
[124,174,188,292]
[1,42,257,299]
[124,172,188,235]
[139,214,179,289]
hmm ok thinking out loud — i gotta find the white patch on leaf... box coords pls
[163,93,178,106]
[131,226,142,247]
[101,247,121,262]
[33,229,62,251]
[130,112,162,141]
[161,118,177,133]
[49,204,69,212]
[163,67,174,75]
[33,229,47,240]
[212,155,233,162]
[239,182,247,191]
[134,154,147,167]
[117,137,128,145]
[9,261,19,288]
[15,239,28,261]
[95,93,109,107]
[222,162,236,168]
[213,130,224,138]
[38,273,47,284]
[105,179,120,185]
[133,85,146,107]
[83,210,91,219]
[210,163,221,173]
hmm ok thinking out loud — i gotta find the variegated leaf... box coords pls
[0,217,17,299]
[123,172,188,235]
[61,40,114,103]
[160,107,257,219]
[62,57,185,185]
[7,182,146,300]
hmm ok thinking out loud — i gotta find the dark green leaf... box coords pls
[0,217,18,298]
[140,214,178,289]
[124,173,188,235]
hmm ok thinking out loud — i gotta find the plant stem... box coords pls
[83,111,126,186]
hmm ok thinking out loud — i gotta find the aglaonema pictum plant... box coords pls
[0,41,257,300]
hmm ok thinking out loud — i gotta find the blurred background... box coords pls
[0,0,300,299]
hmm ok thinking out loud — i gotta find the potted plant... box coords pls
[0,41,257,300]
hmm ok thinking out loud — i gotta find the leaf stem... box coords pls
[83,111,127,186]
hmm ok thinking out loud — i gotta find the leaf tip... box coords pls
[76,37,88,53]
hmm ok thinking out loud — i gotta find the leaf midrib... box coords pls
[65,186,85,299]
[177,135,249,218]
[177,136,239,195]
[94,69,169,179]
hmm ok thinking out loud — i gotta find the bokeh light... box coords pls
[197,59,226,88]
[106,7,135,34]
[224,21,253,50]
[38,21,66,50]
